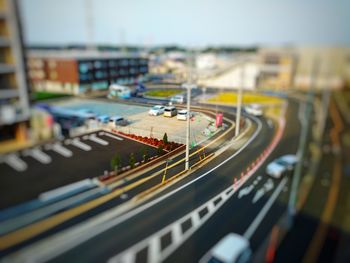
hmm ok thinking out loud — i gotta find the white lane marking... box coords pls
[252,189,265,204]
[98,132,105,136]
[71,138,91,151]
[52,143,72,157]
[4,117,263,263]
[89,134,109,146]
[82,135,89,140]
[267,119,274,128]
[172,223,182,245]
[238,185,254,199]
[264,178,274,192]
[3,154,27,172]
[148,237,160,263]
[108,188,233,263]
[29,148,51,164]
[104,133,123,141]
[257,176,262,181]
[64,139,72,145]
[38,179,95,201]
[244,177,288,240]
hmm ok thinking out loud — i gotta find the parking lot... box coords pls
[0,131,158,209]
[116,111,217,144]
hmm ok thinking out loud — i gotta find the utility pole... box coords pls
[185,51,194,171]
[235,62,244,137]
[288,57,318,222]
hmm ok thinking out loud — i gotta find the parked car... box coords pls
[97,115,110,124]
[109,115,129,126]
[149,105,165,116]
[170,94,185,104]
[163,106,177,117]
[244,104,263,117]
[177,109,193,121]
[199,233,251,263]
[266,154,299,178]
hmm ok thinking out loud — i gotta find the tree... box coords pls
[129,153,136,169]
[163,132,168,145]
[157,144,164,156]
[111,154,121,174]
[142,148,149,163]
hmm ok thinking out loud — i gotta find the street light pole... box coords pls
[288,58,318,223]
[185,83,191,170]
[235,63,244,137]
[185,51,193,171]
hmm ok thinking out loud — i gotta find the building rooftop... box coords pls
[27,49,148,60]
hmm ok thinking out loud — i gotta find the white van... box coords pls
[199,233,251,263]
[163,106,177,117]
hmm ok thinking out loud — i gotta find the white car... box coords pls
[200,233,251,263]
[266,154,299,178]
[170,94,185,104]
[245,104,263,117]
[149,105,165,116]
[177,109,189,120]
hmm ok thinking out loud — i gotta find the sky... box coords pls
[19,0,350,47]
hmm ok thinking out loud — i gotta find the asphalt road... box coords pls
[46,100,300,262]
[0,131,158,210]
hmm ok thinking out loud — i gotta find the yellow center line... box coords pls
[0,175,150,250]
[0,110,237,249]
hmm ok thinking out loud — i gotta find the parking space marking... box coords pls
[3,154,27,172]
[104,133,123,141]
[71,138,91,151]
[52,143,73,157]
[89,134,109,146]
[28,148,52,164]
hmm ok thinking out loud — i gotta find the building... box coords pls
[27,50,149,95]
[257,48,297,89]
[0,0,30,148]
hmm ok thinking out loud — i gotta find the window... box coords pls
[108,60,117,67]
[94,61,102,68]
[95,70,107,79]
[79,63,90,73]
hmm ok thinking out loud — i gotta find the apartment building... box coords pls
[27,50,149,95]
[0,0,30,145]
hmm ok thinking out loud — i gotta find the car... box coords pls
[170,94,185,104]
[177,109,188,120]
[266,154,298,178]
[109,115,129,126]
[177,109,193,121]
[199,233,252,263]
[163,106,177,117]
[149,105,165,116]
[244,104,263,117]
[97,115,110,124]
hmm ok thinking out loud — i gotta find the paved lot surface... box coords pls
[0,131,157,210]
[117,111,216,144]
